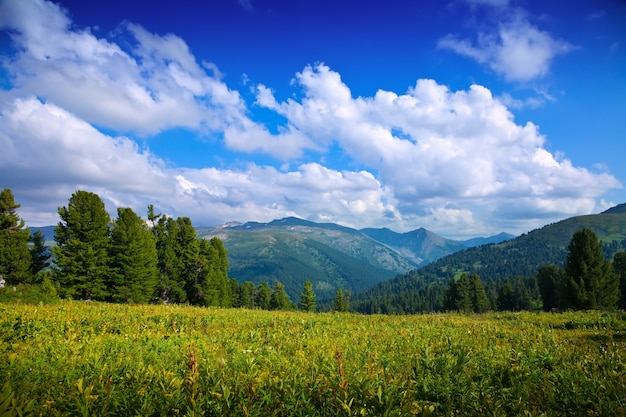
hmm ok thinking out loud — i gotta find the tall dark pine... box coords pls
[29,229,50,277]
[53,190,111,300]
[270,280,291,310]
[109,207,158,303]
[0,189,31,285]
[443,274,472,313]
[536,265,563,311]
[256,282,271,309]
[300,280,316,312]
[561,228,617,310]
[469,274,490,313]
[614,252,626,309]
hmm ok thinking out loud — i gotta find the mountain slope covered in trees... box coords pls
[197,217,511,300]
[351,205,626,313]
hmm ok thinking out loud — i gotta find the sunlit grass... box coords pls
[1,302,625,416]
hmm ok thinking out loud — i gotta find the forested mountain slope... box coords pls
[197,217,511,300]
[352,204,626,312]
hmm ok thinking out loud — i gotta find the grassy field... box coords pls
[1,302,625,416]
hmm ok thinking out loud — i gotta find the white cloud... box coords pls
[254,64,621,235]
[438,11,574,82]
[0,0,248,135]
[0,0,621,239]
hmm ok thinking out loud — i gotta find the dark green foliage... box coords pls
[153,216,186,303]
[236,281,256,309]
[269,280,291,310]
[109,208,158,303]
[443,274,492,313]
[615,252,626,309]
[443,274,472,312]
[561,228,617,310]
[496,282,516,311]
[256,282,271,310]
[537,265,563,311]
[53,190,111,300]
[469,273,490,313]
[333,288,350,312]
[29,229,50,276]
[0,189,32,285]
[196,238,232,307]
[299,280,316,312]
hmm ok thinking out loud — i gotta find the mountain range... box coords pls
[350,203,626,312]
[196,217,513,300]
[31,204,626,304]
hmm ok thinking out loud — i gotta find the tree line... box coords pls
[0,188,324,311]
[352,227,625,313]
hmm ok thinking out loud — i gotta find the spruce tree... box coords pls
[333,288,350,312]
[300,280,316,312]
[469,274,490,313]
[152,216,186,303]
[256,282,271,309]
[29,229,50,277]
[496,282,516,311]
[109,207,158,303]
[0,189,32,285]
[614,252,626,309]
[561,228,617,310]
[443,274,472,312]
[270,280,291,310]
[53,190,111,300]
[537,265,563,311]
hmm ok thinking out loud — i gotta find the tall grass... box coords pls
[1,302,625,416]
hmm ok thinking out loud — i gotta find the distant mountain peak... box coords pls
[602,203,626,214]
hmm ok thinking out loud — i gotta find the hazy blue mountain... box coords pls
[461,232,515,247]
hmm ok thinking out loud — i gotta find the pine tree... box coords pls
[109,207,158,303]
[0,189,31,285]
[300,280,316,312]
[537,265,563,311]
[443,274,472,312]
[614,252,626,309]
[496,282,516,311]
[53,190,111,300]
[29,229,50,277]
[256,282,271,309]
[333,288,349,312]
[270,280,291,310]
[561,228,617,310]
[469,274,490,313]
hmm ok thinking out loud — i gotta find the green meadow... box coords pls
[1,302,625,416]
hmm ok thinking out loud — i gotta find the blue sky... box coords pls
[0,0,624,239]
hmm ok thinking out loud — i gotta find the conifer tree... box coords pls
[561,228,617,310]
[152,216,186,303]
[29,229,50,277]
[496,281,516,311]
[239,281,256,309]
[613,252,626,309]
[300,280,316,312]
[270,280,291,310]
[537,265,563,311]
[53,190,111,300]
[109,207,158,303]
[469,273,490,313]
[443,274,472,312]
[256,282,271,309]
[333,288,349,312]
[0,189,31,285]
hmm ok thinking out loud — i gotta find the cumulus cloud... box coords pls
[0,95,393,232]
[0,0,247,135]
[438,9,574,82]
[254,64,621,234]
[0,0,621,238]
